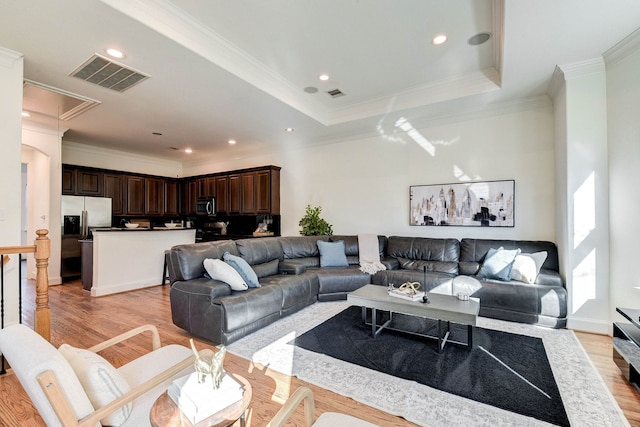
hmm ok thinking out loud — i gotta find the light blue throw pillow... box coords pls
[477,247,521,281]
[223,252,261,288]
[317,240,348,268]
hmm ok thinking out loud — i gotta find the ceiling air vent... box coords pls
[326,88,345,98]
[70,54,149,92]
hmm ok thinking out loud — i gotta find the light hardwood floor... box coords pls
[1,276,639,426]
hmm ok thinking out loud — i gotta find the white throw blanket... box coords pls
[358,233,386,274]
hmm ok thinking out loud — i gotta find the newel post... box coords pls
[34,229,51,341]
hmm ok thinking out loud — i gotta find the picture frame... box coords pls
[409,180,515,227]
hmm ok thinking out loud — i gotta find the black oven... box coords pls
[196,197,216,216]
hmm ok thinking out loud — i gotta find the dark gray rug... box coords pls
[293,306,570,426]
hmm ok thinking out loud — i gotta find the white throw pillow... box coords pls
[203,258,248,291]
[58,344,132,426]
[510,251,548,284]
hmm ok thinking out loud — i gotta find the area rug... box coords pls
[226,301,628,426]
[293,306,568,426]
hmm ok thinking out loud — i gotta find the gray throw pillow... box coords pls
[477,247,521,281]
[317,240,348,268]
[223,252,260,288]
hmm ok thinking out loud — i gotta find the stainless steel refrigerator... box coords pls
[61,195,112,239]
[61,196,112,281]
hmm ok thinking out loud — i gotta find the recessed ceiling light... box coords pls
[21,111,31,117]
[106,48,125,59]
[468,32,491,46]
[285,127,294,132]
[318,73,330,81]
[432,34,448,45]
[185,148,193,154]
[228,139,236,145]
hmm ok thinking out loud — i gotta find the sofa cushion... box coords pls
[511,251,548,284]
[386,236,459,275]
[460,239,559,272]
[235,237,283,265]
[317,240,348,267]
[169,240,239,281]
[203,258,248,291]
[280,236,329,259]
[223,252,260,288]
[59,344,132,426]
[216,286,283,332]
[253,259,280,279]
[315,266,371,295]
[477,247,521,281]
[396,257,459,275]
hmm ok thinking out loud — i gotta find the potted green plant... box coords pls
[298,205,333,236]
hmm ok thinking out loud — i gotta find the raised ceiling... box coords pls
[2,0,640,164]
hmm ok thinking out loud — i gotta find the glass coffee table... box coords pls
[347,284,480,352]
[149,373,252,427]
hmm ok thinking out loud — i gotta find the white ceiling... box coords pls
[2,0,640,164]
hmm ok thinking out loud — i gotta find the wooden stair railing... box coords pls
[0,229,51,341]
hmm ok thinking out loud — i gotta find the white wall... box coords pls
[552,60,610,333]
[0,46,24,326]
[606,34,640,322]
[63,140,182,178]
[184,101,556,242]
[21,123,65,284]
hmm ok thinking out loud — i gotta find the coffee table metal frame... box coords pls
[347,285,480,352]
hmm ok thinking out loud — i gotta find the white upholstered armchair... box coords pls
[0,324,194,427]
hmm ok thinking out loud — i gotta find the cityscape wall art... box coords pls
[410,180,515,227]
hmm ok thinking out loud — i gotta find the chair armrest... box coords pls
[267,387,316,427]
[88,324,161,353]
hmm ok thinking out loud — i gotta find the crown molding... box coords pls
[492,0,504,75]
[63,140,182,174]
[326,68,501,125]
[547,57,606,98]
[100,0,330,124]
[603,26,640,65]
[22,122,69,137]
[0,46,23,69]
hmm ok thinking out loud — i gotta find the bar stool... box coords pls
[162,250,170,285]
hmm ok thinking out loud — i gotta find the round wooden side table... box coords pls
[150,373,252,427]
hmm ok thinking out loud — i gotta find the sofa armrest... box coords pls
[381,257,399,270]
[171,277,232,300]
[535,269,564,287]
[279,260,308,275]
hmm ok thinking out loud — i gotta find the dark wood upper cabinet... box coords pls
[164,180,179,216]
[228,174,242,214]
[62,164,281,217]
[215,176,229,214]
[241,172,256,214]
[62,166,76,195]
[104,173,124,215]
[256,167,280,214]
[144,178,164,215]
[124,175,145,215]
[76,169,103,196]
[180,180,198,215]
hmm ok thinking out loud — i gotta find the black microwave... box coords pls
[196,197,216,216]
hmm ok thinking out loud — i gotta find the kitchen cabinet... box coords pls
[215,175,229,213]
[125,175,145,215]
[104,173,124,215]
[145,178,164,215]
[180,179,198,215]
[241,172,256,214]
[256,167,280,214]
[228,173,242,214]
[76,169,103,196]
[202,177,216,198]
[164,180,179,216]
[62,166,76,195]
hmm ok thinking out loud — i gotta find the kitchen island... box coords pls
[89,227,196,297]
